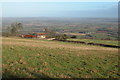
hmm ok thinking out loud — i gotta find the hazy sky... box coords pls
[2,2,118,18]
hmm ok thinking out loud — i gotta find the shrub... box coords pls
[71,35,77,38]
[55,34,68,41]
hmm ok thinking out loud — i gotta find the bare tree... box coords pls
[44,28,56,38]
[5,22,23,36]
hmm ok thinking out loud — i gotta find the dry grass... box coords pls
[2,37,119,78]
[2,37,118,51]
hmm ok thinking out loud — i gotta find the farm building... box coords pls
[36,33,46,39]
[20,32,47,39]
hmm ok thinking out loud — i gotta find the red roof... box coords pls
[24,35,35,38]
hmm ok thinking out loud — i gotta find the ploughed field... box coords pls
[2,37,119,78]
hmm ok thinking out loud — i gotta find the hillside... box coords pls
[2,37,119,78]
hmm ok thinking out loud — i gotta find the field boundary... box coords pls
[54,40,120,48]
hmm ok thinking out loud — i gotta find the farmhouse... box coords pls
[36,33,46,39]
[20,32,46,39]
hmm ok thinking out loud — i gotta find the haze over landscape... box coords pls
[2,2,117,18]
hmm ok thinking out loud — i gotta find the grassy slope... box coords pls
[67,39,118,46]
[2,37,119,78]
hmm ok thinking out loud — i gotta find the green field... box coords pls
[67,39,118,46]
[2,37,119,78]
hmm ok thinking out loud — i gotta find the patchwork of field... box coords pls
[2,37,119,78]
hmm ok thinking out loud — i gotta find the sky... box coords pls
[1,2,118,18]
[0,0,119,2]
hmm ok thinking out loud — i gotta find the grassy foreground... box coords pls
[2,37,119,78]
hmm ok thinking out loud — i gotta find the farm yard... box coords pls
[2,37,119,78]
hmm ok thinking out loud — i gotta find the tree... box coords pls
[44,28,56,38]
[55,34,68,41]
[5,22,23,36]
[62,34,68,41]
[44,28,68,40]
[6,27,11,36]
